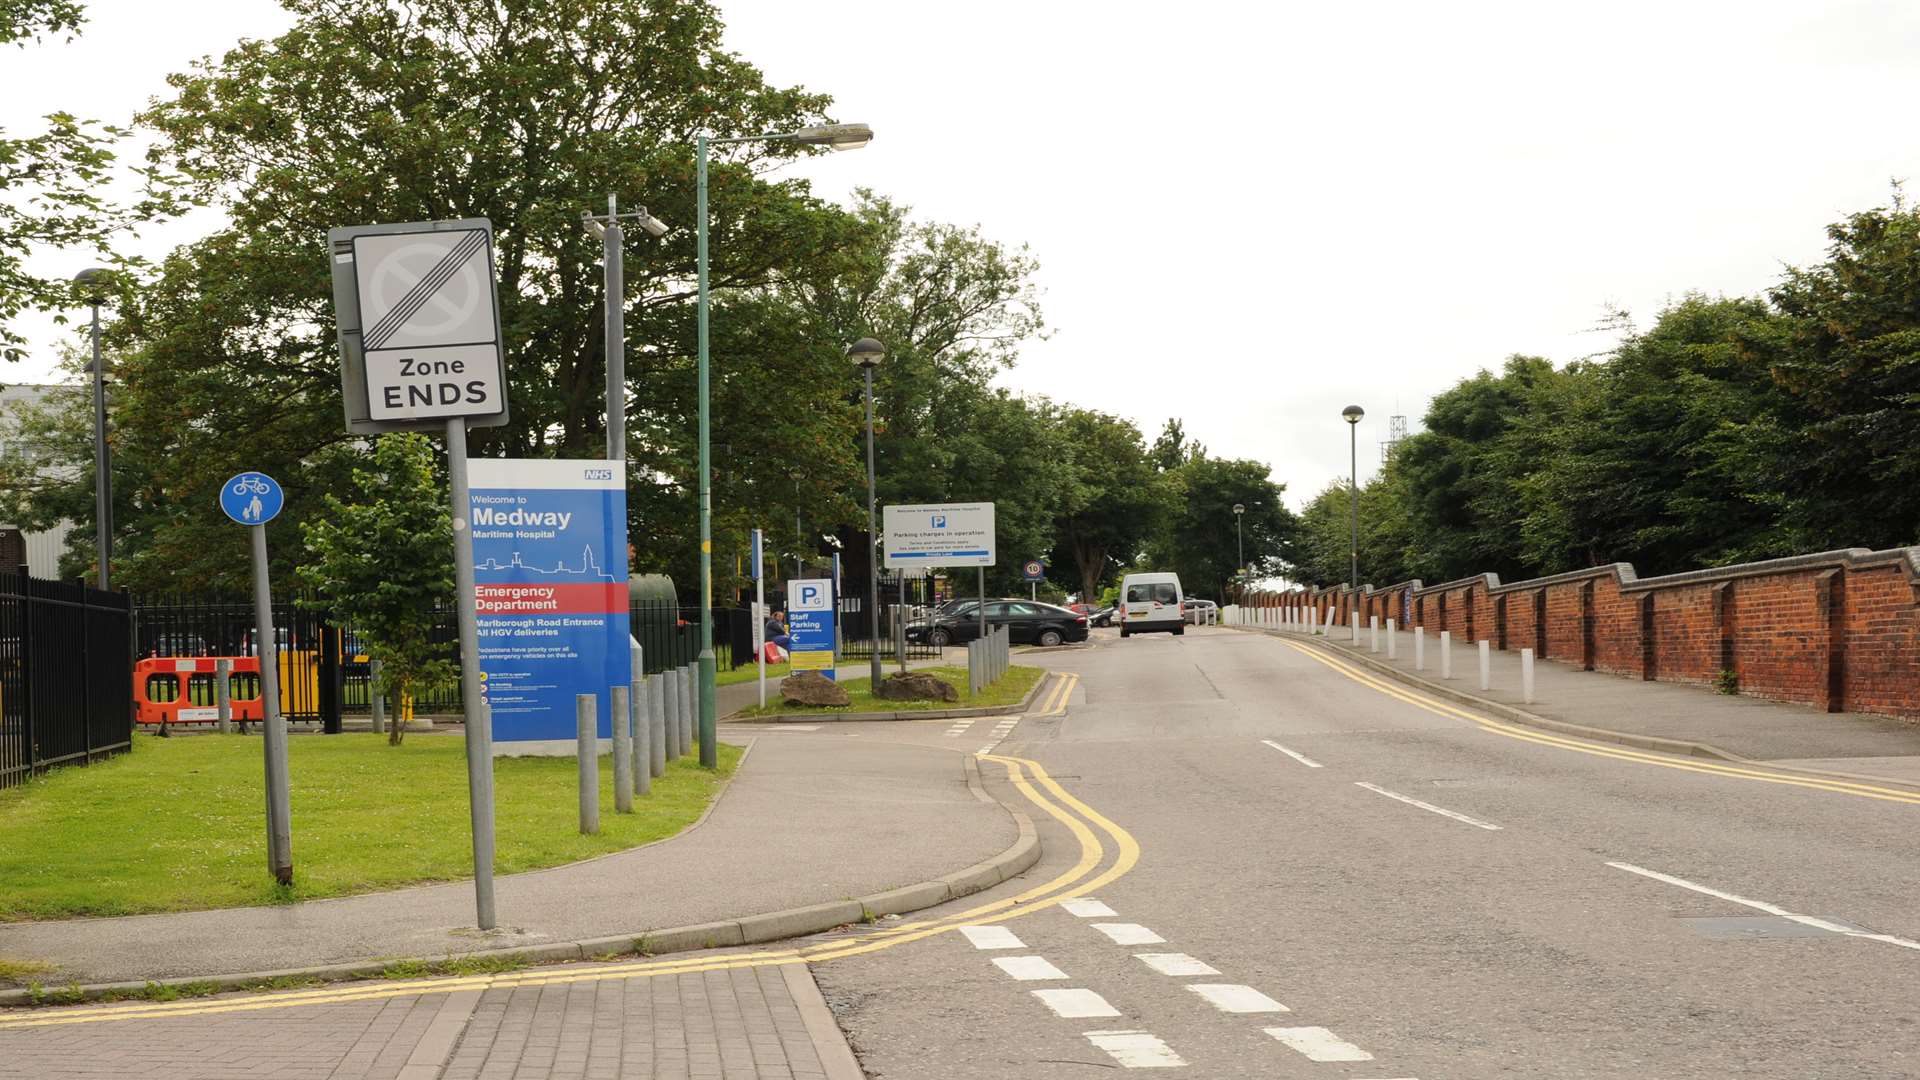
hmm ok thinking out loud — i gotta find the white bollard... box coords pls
[1387,618,1397,660]
[1441,631,1453,679]
[1323,607,1335,636]
[1351,612,1361,642]
[1369,615,1380,653]
[1522,647,1536,704]
[1415,626,1425,670]
[1478,640,1491,691]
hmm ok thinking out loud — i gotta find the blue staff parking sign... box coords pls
[788,578,836,679]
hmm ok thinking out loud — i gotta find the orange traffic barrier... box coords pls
[134,656,265,726]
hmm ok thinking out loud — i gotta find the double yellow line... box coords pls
[1032,672,1079,717]
[0,749,1137,1030]
[1281,638,1920,807]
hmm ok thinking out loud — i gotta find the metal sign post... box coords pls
[220,472,292,886]
[752,528,766,708]
[330,216,509,930]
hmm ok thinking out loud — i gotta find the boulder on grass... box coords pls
[874,671,960,703]
[781,671,851,708]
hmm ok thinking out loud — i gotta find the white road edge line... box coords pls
[1135,953,1220,977]
[1264,1026,1375,1062]
[991,955,1068,981]
[1260,739,1323,768]
[1354,782,1501,831]
[1606,861,1920,952]
[1031,988,1121,1019]
[1083,1030,1187,1068]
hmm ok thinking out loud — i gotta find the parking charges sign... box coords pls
[327,217,510,434]
[468,459,630,754]
[882,502,996,568]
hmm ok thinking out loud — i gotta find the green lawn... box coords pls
[733,664,1045,719]
[716,659,790,686]
[0,734,741,921]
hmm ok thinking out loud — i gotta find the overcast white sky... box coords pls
[8,0,1920,508]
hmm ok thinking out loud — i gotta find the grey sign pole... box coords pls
[604,200,625,461]
[978,566,986,642]
[250,525,293,884]
[446,418,497,930]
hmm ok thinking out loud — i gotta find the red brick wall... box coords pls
[1470,585,1497,644]
[1843,566,1920,715]
[1544,582,1586,663]
[1729,572,1828,708]
[1650,584,1719,686]
[1592,576,1644,677]
[1443,589,1471,637]
[1506,588,1541,655]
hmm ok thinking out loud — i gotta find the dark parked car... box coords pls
[907,600,1089,648]
[1089,606,1116,627]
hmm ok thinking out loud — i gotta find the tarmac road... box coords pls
[813,625,1920,1078]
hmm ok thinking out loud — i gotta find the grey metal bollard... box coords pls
[215,658,233,734]
[1415,626,1425,671]
[611,685,632,813]
[678,666,694,758]
[631,676,650,797]
[648,673,666,778]
[367,658,384,734]
[1522,647,1536,704]
[1479,640,1492,691]
[662,668,681,760]
[1387,618,1397,660]
[1441,631,1453,679]
[1369,615,1380,653]
[576,694,599,835]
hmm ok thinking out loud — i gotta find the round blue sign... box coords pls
[220,471,284,526]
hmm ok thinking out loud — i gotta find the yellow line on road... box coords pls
[0,752,1136,1031]
[1279,638,1920,807]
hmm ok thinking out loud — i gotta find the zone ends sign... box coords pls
[328,217,510,434]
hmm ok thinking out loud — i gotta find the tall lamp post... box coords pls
[1232,502,1246,599]
[74,268,112,590]
[694,121,873,769]
[848,338,886,686]
[1342,405,1365,594]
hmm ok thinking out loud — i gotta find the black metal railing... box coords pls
[2,565,134,790]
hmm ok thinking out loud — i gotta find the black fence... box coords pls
[838,570,944,663]
[2,566,134,791]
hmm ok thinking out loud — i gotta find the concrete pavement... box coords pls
[0,732,1017,985]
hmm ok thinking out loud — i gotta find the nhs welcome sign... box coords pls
[467,459,630,755]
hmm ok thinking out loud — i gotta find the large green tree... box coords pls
[1048,409,1163,601]
[1143,451,1293,602]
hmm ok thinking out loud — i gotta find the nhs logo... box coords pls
[583,468,614,480]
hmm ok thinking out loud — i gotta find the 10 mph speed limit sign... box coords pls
[328,218,510,433]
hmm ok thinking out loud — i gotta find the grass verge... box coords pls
[732,664,1045,719]
[0,735,741,921]
[715,660,790,686]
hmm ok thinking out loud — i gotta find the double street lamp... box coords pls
[694,122,873,767]
[74,268,112,590]
[1232,502,1246,592]
[848,338,886,686]
[1342,405,1365,594]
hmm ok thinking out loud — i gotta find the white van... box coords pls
[1118,572,1184,637]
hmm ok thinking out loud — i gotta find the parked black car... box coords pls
[906,600,1090,648]
[1089,606,1116,628]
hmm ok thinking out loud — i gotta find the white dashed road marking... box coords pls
[1060,898,1117,918]
[1031,988,1122,1019]
[1134,953,1219,977]
[958,925,1025,950]
[1354,782,1501,830]
[1091,923,1166,945]
[944,720,974,736]
[1185,984,1288,1013]
[992,956,1068,981]
[1260,739,1323,768]
[1607,861,1920,952]
[1265,1026,1375,1061]
[1083,1029,1188,1068]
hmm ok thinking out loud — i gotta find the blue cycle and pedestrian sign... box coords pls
[220,472,284,526]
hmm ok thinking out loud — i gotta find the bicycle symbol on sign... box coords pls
[231,476,272,496]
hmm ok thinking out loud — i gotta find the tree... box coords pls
[297,434,454,744]
[1143,452,1293,601]
[1048,409,1163,600]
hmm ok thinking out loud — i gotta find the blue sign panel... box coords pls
[220,472,284,526]
[467,459,631,754]
[788,577,836,680]
[751,528,763,582]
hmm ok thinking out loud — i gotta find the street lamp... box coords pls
[790,466,806,581]
[581,196,670,469]
[74,268,112,590]
[1232,503,1246,595]
[693,121,874,768]
[1342,405,1365,595]
[849,337,886,687]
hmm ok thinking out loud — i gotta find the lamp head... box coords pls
[794,122,874,150]
[846,337,885,368]
[73,267,113,302]
[1342,404,1365,424]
